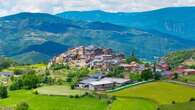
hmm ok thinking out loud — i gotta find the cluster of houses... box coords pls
[156,59,195,78]
[49,45,153,72]
[49,46,151,90]
[77,73,131,90]
[175,66,195,76]
[47,46,195,90]
[49,45,125,71]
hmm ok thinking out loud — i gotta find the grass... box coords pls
[160,101,195,110]
[2,64,46,72]
[0,90,108,110]
[111,81,195,104]
[36,85,86,96]
[179,75,195,83]
[1,81,195,110]
[109,98,157,110]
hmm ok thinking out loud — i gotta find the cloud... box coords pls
[0,0,195,16]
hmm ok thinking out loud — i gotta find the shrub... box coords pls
[0,84,8,99]
[16,102,29,110]
[9,79,23,91]
[141,69,153,80]
[32,90,39,95]
[111,96,116,101]
[172,101,176,104]
[69,95,74,98]
[107,100,112,104]
[10,73,40,90]
[14,69,24,75]
[70,84,75,90]
[74,95,80,98]
[84,92,89,96]
[189,97,195,102]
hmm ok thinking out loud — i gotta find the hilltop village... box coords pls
[48,46,195,90]
[1,46,195,91]
[49,46,124,70]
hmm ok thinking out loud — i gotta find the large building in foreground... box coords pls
[49,45,125,70]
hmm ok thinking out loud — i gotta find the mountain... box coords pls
[20,41,69,56]
[0,12,195,63]
[12,51,50,64]
[57,7,195,41]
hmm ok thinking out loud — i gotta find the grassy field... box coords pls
[160,101,195,110]
[1,81,195,110]
[179,75,195,83]
[111,81,195,104]
[36,85,86,96]
[109,98,157,110]
[2,64,46,72]
[0,90,108,110]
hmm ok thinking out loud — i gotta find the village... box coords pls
[1,46,195,110]
[1,46,195,91]
[47,46,195,91]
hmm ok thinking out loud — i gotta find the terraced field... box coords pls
[109,81,195,110]
[160,101,195,110]
[109,98,157,110]
[111,81,195,104]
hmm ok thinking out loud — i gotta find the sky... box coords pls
[0,0,195,16]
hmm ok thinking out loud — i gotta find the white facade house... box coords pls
[78,73,131,91]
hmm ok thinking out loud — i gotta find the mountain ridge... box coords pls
[57,6,195,41]
[0,11,195,63]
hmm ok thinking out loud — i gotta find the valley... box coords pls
[0,4,195,110]
[1,46,195,110]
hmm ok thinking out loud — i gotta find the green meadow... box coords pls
[1,64,46,72]
[36,85,86,96]
[109,81,195,110]
[160,101,195,110]
[109,98,157,110]
[1,81,195,110]
[179,75,195,83]
[0,90,107,110]
[111,81,195,104]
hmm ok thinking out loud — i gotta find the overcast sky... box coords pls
[0,0,195,16]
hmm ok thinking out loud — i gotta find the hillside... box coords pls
[163,49,195,68]
[0,12,195,63]
[57,7,195,41]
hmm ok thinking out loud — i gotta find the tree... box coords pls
[153,62,156,73]
[14,69,24,75]
[129,72,142,81]
[10,72,41,90]
[107,66,124,78]
[16,102,29,110]
[0,84,8,99]
[173,73,178,80]
[126,49,140,64]
[50,64,70,70]
[141,69,153,80]
[154,72,161,80]
[10,78,23,90]
[22,73,40,89]
[66,68,89,85]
